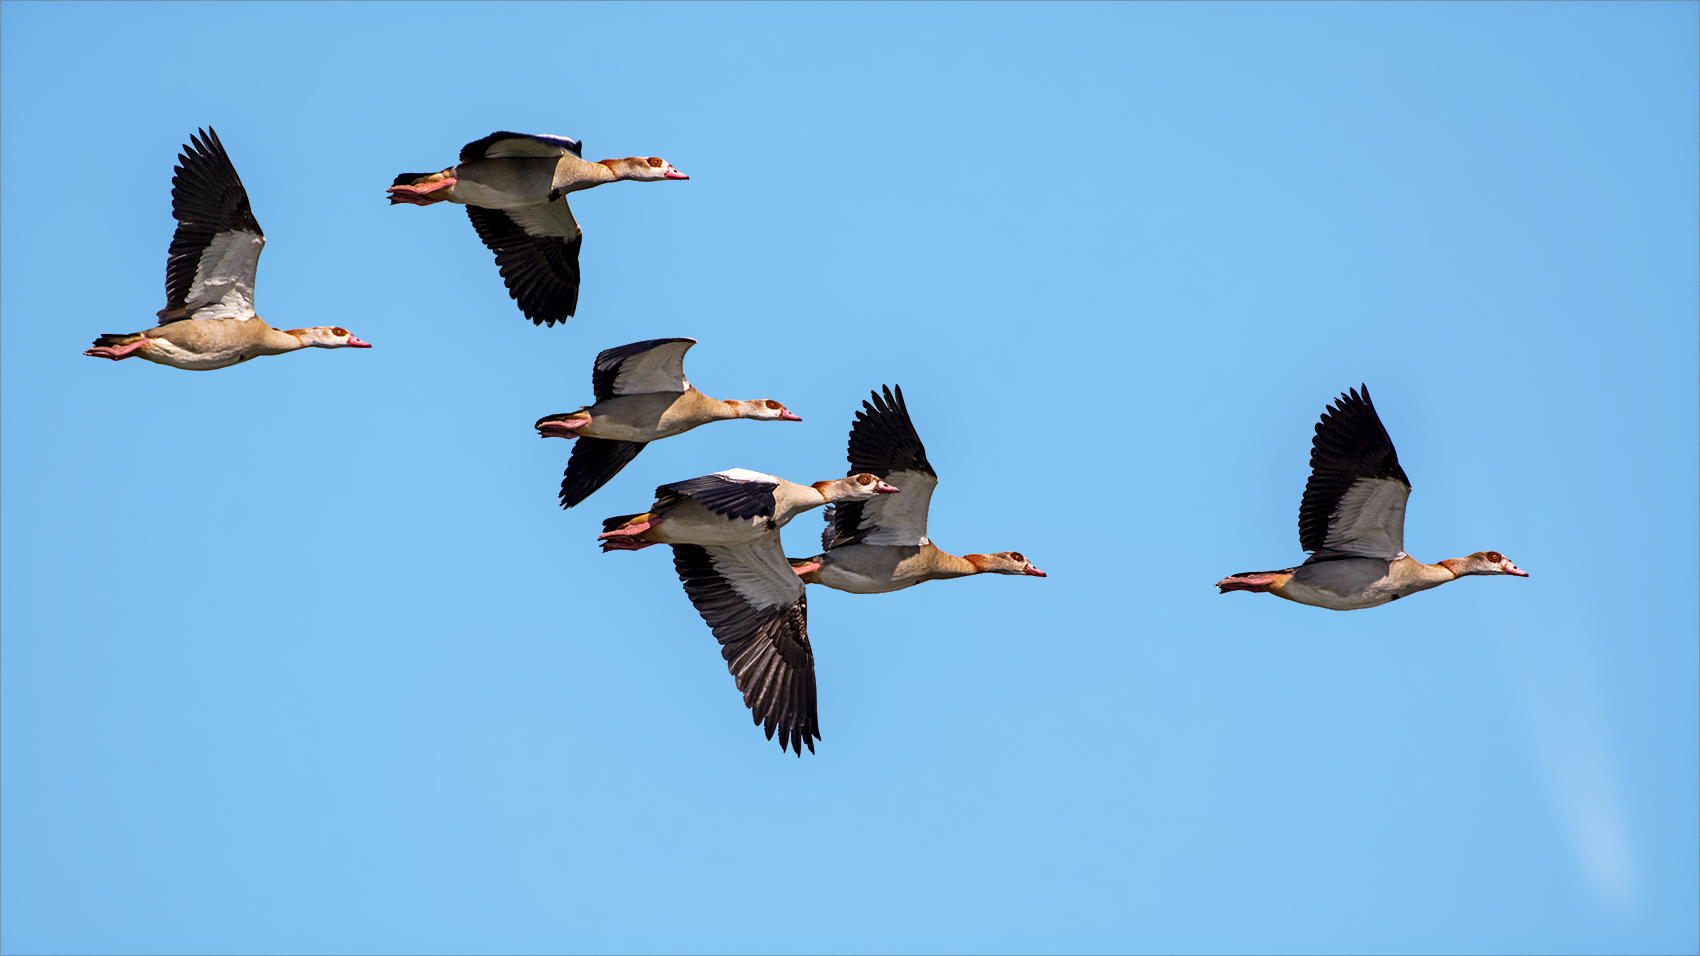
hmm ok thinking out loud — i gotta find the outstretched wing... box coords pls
[160,127,265,322]
[466,202,582,326]
[671,539,818,756]
[655,470,779,521]
[460,131,583,162]
[1299,385,1412,560]
[591,338,696,402]
[826,384,939,548]
[559,438,646,510]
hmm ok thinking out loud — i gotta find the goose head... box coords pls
[728,399,803,422]
[604,156,689,181]
[1452,550,1529,577]
[966,552,1047,578]
[286,326,372,349]
[813,473,900,503]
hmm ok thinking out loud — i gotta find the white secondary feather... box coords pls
[612,340,694,395]
[184,229,263,320]
[1325,476,1410,559]
[855,468,937,546]
[504,201,580,240]
[706,537,805,611]
[477,134,581,160]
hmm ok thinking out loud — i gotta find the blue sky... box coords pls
[2,2,1695,953]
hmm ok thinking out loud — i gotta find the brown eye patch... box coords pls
[1011,552,1025,562]
[332,327,349,336]
[1486,551,1503,562]
[857,474,873,485]
[647,157,665,168]
[765,400,781,410]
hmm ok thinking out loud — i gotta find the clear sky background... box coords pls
[2,2,1695,953]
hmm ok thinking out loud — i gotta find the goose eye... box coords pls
[857,474,872,485]
[647,157,665,168]
[1486,551,1503,562]
[1011,552,1025,562]
[332,327,349,336]
[765,400,781,410]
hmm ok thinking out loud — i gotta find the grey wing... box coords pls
[591,338,697,401]
[655,471,779,521]
[465,201,582,326]
[671,538,818,756]
[827,385,940,549]
[460,131,583,162]
[160,127,265,322]
[1299,385,1412,559]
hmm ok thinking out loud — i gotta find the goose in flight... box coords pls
[601,469,898,755]
[535,338,800,509]
[789,385,1046,591]
[1215,385,1527,610]
[84,128,372,370]
[388,131,687,326]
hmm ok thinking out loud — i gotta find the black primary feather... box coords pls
[1297,385,1411,554]
[828,384,935,549]
[559,439,645,509]
[459,131,583,164]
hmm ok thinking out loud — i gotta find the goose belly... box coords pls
[453,158,556,208]
[1277,559,1399,611]
[138,337,250,371]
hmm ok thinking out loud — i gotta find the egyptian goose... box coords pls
[788,385,1046,592]
[387,131,687,326]
[84,128,372,370]
[1215,385,1528,610]
[535,338,801,509]
[601,469,898,755]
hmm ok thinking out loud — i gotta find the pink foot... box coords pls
[790,561,822,577]
[1214,572,1290,594]
[84,339,147,360]
[536,418,589,440]
[386,177,457,206]
[597,520,654,541]
[600,537,658,553]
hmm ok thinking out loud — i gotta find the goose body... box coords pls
[84,128,371,370]
[388,131,687,325]
[790,385,1046,592]
[535,338,800,509]
[1215,385,1527,610]
[601,469,898,755]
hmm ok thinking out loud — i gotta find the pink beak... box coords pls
[664,169,689,180]
[779,411,803,422]
[1507,567,1530,577]
[874,480,900,494]
[1023,565,1048,577]
[347,336,373,348]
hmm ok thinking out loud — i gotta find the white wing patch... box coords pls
[504,201,580,240]
[706,538,804,611]
[715,468,779,484]
[612,340,694,395]
[856,468,937,546]
[184,229,263,320]
[1325,477,1410,559]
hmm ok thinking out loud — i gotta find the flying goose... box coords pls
[84,128,372,370]
[788,385,1046,592]
[601,469,898,755]
[1215,385,1528,610]
[535,338,801,509]
[388,131,687,326]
